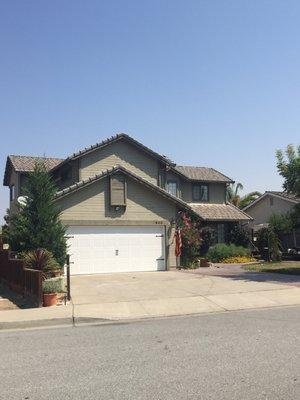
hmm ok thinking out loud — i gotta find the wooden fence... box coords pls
[0,250,43,307]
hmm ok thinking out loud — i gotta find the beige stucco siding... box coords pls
[247,195,296,227]
[79,141,159,184]
[56,176,177,268]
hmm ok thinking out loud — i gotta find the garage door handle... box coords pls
[156,235,164,237]
[157,258,165,261]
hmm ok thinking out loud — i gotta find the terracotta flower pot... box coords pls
[43,293,57,307]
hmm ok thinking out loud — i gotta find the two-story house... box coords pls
[3,133,251,274]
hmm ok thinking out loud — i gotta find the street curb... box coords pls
[0,317,74,331]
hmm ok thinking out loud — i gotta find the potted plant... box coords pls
[43,277,64,307]
[21,248,63,278]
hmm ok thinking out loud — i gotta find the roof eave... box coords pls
[243,191,299,212]
[52,133,174,174]
[171,166,234,184]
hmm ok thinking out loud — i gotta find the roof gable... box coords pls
[55,165,200,218]
[3,155,63,186]
[243,191,300,211]
[52,133,174,173]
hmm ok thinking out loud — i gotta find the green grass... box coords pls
[244,261,300,275]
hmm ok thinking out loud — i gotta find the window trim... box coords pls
[166,180,178,197]
[192,183,209,202]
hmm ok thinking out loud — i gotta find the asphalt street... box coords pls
[0,306,299,400]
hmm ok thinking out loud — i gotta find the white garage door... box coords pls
[67,225,166,275]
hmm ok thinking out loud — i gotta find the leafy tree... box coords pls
[276,144,300,196]
[268,212,295,234]
[8,162,67,266]
[239,191,262,209]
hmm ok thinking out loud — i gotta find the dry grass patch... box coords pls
[244,261,300,275]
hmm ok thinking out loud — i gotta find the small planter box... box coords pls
[200,258,210,268]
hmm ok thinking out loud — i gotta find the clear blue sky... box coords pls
[1,0,299,221]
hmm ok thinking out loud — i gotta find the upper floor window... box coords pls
[158,168,166,189]
[269,197,274,206]
[167,181,177,197]
[10,185,15,202]
[193,184,209,202]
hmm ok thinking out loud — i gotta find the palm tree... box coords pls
[226,183,244,206]
[239,191,262,209]
[227,183,261,209]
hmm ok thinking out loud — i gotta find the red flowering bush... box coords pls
[177,212,202,267]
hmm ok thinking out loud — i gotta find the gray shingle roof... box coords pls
[265,191,299,202]
[3,155,64,186]
[190,203,252,221]
[174,166,233,183]
[9,155,63,172]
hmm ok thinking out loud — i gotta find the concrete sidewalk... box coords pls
[70,270,300,322]
[0,304,74,330]
[1,270,300,330]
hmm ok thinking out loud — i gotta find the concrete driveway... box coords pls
[71,270,300,321]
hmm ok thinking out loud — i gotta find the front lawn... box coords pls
[244,261,300,275]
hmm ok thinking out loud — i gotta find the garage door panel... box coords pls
[67,226,166,274]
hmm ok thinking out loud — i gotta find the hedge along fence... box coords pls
[0,250,43,307]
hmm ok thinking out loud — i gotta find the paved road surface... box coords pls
[0,306,299,400]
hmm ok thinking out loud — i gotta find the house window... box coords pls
[10,185,15,202]
[217,224,225,243]
[167,181,177,197]
[158,169,166,189]
[193,184,209,202]
[270,197,273,206]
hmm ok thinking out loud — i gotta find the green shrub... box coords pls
[43,277,65,294]
[227,224,250,247]
[268,212,295,234]
[206,243,250,263]
[256,227,281,261]
[200,227,216,255]
[21,248,61,278]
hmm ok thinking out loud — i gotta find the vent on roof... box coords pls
[110,175,126,207]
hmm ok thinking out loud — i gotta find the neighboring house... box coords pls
[3,133,251,274]
[243,191,300,231]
